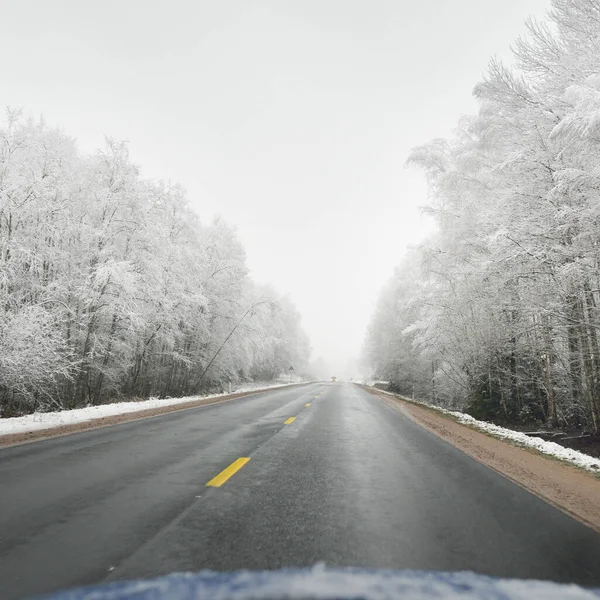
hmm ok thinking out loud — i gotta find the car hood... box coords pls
[37,567,600,599]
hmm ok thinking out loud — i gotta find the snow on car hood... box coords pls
[38,567,600,599]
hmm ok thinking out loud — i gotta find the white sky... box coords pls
[1,0,551,375]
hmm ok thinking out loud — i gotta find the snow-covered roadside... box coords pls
[370,387,600,474]
[0,382,301,437]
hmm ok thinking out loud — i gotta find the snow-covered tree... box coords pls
[0,113,311,415]
[365,0,600,431]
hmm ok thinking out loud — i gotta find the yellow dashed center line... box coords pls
[284,417,296,424]
[305,403,311,407]
[206,457,250,487]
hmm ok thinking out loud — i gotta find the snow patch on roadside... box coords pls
[0,382,300,436]
[372,387,600,474]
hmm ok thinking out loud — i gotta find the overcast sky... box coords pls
[1,0,551,376]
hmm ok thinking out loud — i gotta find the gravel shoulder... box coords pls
[363,386,600,534]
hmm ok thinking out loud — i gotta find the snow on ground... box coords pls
[42,568,600,600]
[373,387,600,474]
[0,382,300,437]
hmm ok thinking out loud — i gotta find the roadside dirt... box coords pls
[0,386,301,449]
[364,386,600,534]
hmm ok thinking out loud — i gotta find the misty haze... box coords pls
[1,1,600,599]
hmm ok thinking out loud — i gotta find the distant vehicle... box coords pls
[330,376,337,382]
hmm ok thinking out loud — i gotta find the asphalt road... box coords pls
[1,382,600,599]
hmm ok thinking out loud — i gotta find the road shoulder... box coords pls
[363,386,600,534]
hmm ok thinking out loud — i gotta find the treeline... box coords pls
[0,112,311,415]
[364,0,600,432]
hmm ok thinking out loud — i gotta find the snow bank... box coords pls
[40,568,600,600]
[444,410,600,473]
[374,388,600,473]
[0,382,300,437]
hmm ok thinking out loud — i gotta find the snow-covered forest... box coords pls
[364,0,600,431]
[0,112,311,415]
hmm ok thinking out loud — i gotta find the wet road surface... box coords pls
[1,382,600,599]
